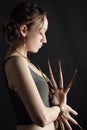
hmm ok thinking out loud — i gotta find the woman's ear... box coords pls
[20,25,28,37]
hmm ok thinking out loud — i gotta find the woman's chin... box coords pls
[31,49,40,53]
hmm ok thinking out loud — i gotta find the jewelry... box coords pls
[15,50,31,63]
[23,37,26,48]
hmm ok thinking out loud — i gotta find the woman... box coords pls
[2,2,78,130]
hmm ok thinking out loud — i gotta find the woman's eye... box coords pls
[40,31,43,36]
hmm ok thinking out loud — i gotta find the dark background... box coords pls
[0,0,87,130]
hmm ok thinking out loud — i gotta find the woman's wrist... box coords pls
[57,104,65,116]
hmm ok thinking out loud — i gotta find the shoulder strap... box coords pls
[4,56,16,64]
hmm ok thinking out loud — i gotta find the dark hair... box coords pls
[2,2,47,43]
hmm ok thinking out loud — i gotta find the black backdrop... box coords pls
[0,0,87,130]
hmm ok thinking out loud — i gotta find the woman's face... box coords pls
[25,16,48,53]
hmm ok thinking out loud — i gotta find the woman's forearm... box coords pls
[40,106,60,127]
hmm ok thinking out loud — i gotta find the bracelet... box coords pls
[57,104,65,116]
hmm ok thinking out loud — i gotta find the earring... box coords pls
[23,37,26,48]
[24,37,25,44]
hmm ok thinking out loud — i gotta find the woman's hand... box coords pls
[48,60,77,106]
[47,60,83,130]
[40,60,83,130]
[56,104,78,130]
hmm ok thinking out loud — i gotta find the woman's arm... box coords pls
[5,56,60,127]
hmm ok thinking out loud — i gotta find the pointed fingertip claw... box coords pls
[65,68,77,93]
[58,59,61,65]
[75,68,77,75]
[58,60,61,71]
[77,123,83,130]
[48,59,53,76]
[58,60,64,89]
[47,58,50,65]
[75,68,77,72]
[67,68,77,88]
[72,68,77,81]
[58,60,62,74]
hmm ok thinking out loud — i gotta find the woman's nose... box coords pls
[42,35,47,43]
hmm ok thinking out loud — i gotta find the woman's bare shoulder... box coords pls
[6,55,27,64]
[5,55,28,70]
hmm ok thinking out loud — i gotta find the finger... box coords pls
[63,113,78,125]
[65,69,77,94]
[66,105,78,115]
[62,117,72,130]
[59,121,65,130]
[48,59,58,89]
[54,120,58,129]
[58,60,64,90]
[67,115,84,130]
[76,123,84,130]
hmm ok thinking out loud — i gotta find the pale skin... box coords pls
[47,62,78,130]
[5,16,78,130]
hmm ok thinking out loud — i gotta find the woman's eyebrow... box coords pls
[39,26,48,32]
[42,27,47,32]
[44,28,47,31]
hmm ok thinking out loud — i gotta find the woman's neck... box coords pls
[15,48,27,58]
[8,44,28,58]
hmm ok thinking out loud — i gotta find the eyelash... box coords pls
[39,31,46,37]
[40,32,43,35]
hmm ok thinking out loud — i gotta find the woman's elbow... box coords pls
[39,116,49,127]
[33,113,50,127]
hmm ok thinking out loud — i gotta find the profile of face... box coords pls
[20,16,48,53]
[2,2,48,53]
